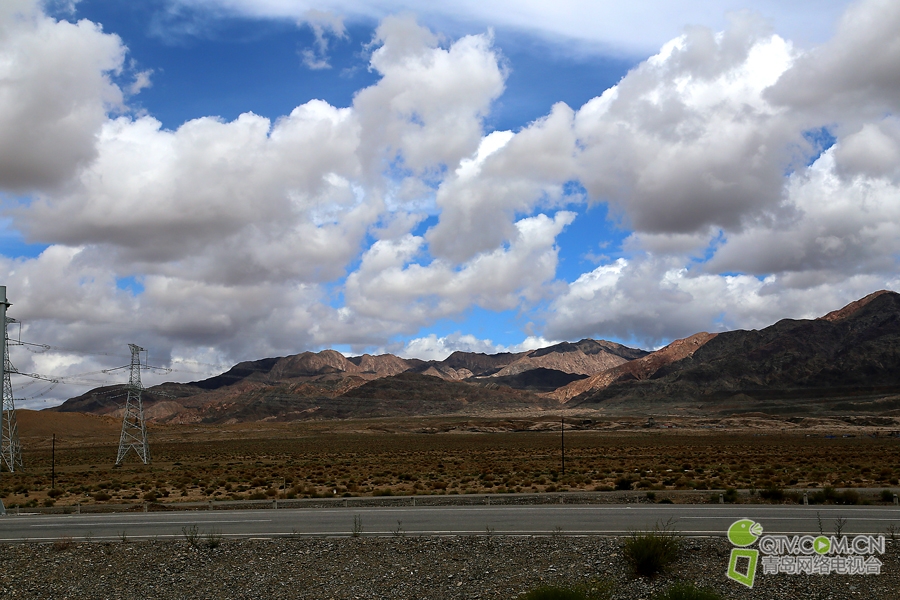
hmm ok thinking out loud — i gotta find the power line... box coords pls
[1,289,22,473]
[18,381,58,401]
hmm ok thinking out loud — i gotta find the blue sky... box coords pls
[1,0,899,405]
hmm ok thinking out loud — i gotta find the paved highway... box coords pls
[1,504,898,543]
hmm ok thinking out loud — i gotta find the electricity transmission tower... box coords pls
[0,287,22,472]
[115,344,150,466]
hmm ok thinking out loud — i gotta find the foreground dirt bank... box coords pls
[1,535,896,599]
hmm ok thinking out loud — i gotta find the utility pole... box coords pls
[0,287,22,472]
[51,434,55,490]
[560,416,565,475]
[115,344,150,466]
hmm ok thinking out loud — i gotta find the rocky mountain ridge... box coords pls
[571,290,900,413]
[48,290,900,422]
[52,338,645,423]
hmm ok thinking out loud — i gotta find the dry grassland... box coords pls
[2,410,899,509]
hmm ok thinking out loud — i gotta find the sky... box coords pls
[1,0,899,408]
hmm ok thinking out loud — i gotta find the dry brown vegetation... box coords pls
[2,410,899,509]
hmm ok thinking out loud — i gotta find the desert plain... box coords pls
[3,409,899,510]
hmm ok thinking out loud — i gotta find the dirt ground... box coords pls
[3,410,899,510]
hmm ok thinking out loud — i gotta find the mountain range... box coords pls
[49,290,900,422]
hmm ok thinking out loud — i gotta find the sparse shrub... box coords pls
[615,477,634,491]
[204,529,223,549]
[808,486,835,504]
[624,521,681,578]
[655,582,724,600]
[759,487,785,502]
[182,524,200,548]
[91,492,111,502]
[880,489,894,502]
[47,488,64,498]
[836,489,860,505]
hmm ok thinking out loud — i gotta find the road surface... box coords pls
[1,504,898,543]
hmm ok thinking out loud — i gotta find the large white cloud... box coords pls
[344,211,575,326]
[574,15,800,234]
[19,104,370,283]
[545,254,899,347]
[354,15,505,181]
[707,147,900,278]
[0,0,126,191]
[766,0,900,120]
[427,103,578,263]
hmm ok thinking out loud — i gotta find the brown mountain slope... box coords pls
[335,372,555,415]
[50,338,642,423]
[572,290,900,412]
[546,332,717,402]
[43,290,900,421]
[145,372,555,424]
[490,339,648,378]
[819,289,892,322]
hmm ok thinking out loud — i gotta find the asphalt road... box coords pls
[1,504,899,543]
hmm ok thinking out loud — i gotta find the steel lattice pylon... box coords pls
[0,287,22,473]
[115,344,150,466]
[1,321,22,472]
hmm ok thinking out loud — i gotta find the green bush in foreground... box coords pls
[655,582,724,600]
[623,521,681,578]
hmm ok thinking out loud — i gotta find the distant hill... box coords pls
[570,290,900,414]
[546,332,717,402]
[49,337,645,423]
[47,290,900,421]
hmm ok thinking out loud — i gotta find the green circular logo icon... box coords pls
[728,519,763,547]
[814,536,831,554]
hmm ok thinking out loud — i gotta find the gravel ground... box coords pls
[0,535,897,599]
